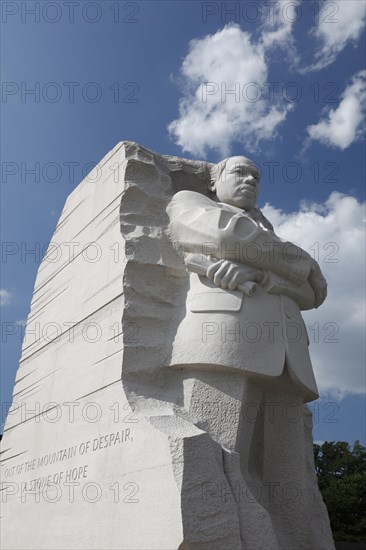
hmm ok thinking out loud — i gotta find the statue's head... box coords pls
[209,155,260,210]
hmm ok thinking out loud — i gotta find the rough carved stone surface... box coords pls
[1,142,335,549]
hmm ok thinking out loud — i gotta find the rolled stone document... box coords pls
[185,253,257,297]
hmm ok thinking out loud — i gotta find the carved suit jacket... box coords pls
[166,190,319,402]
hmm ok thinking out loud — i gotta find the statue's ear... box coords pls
[208,178,216,193]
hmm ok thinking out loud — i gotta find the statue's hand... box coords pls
[206,259,263,290]
[309,259,327,308]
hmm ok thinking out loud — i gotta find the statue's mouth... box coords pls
[239,185,256,194]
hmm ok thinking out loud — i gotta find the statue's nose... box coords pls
[245,176,256,186]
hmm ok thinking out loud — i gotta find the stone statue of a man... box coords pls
[166,155,334,549]
[167,155,327,402]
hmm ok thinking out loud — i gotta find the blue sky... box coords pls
[1,0,365,443]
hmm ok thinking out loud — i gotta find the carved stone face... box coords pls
[211,156,260,210]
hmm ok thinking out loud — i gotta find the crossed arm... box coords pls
[167,190,327,308]
[205,258,326,309]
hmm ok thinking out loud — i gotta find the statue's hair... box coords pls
[209,158,228,186]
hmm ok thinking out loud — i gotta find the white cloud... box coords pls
[168,0,366,156]
[168,8,299,157]
[304,0,366,72]
[306,71,366,150]
[260,0,300,64]
[0,289,12,306]
[262,192,366,399]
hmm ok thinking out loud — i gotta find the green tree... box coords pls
[314,440,366,542]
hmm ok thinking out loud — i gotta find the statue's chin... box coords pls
[227,198,256,210]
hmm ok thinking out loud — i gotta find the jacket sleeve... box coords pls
[261,270,315,310]
[166,190,312,286]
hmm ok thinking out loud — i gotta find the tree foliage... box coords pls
[314,440,366,542]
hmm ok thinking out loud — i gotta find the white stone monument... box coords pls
[1,142,335,549]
